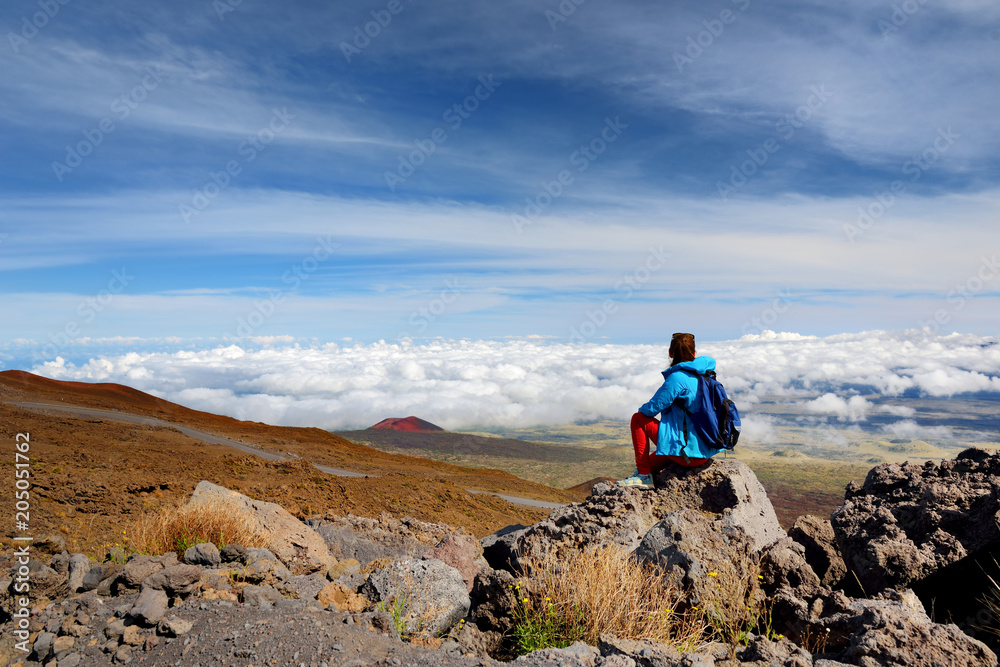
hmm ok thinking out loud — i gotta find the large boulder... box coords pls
[484,460,784,574]
[360,558,470,636]
[188,481,332,575]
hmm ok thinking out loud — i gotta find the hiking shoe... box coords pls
[616,473,654,490]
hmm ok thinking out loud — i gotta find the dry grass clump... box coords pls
[698,548,772,647]
[124,498,270,557]
[511,545,706,653]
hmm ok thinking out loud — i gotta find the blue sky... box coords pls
[2,0,1000,370]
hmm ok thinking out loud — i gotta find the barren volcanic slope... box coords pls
[0,371,576,558]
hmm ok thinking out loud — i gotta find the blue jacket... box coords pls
[638,356,724,459]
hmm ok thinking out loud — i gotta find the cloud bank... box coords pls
[27,330,999,438]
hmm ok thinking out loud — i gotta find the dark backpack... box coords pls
[672,368,741,451]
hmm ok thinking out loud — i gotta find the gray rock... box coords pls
[758,536,833,646]
[283,572,328,601]
[220,543,247,563]
[789,515,846,588]
[480,524,528,573]
[188,481,332,574]
[141,564,203,596]
[120,553,177,590]
[737,634,812,666]
[57,652,82,667]
[241,548,291,585]
[66,554,91,594]
[361,557,470,635]
[242,584,282,607]
[515,641,600,665]
[314,523,430,567]
[128,587,169,625]
[464,568,518,660]
[51,634,75,656]
[827,589,997,667]
[104,618,126,639]
[184,542,222,567]
[634,509,757,607]
[598,635,716,667]
[49,552,71,574]
[82,563,121,594]
[114,644,133,663]
[31,631,55,662]
[760,537,823,599]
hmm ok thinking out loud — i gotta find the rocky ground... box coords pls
[4,450,1000,666]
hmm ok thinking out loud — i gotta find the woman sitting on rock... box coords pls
[617,332,724,490]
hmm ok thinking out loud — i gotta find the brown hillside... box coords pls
[0,371,575,558]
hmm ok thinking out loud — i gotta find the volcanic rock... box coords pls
[188,481,333,575]
[484,460,784,574]
[832,448,1000,594]
[361,557,470,635]
[788,515,846,588]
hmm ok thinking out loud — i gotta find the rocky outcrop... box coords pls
[832,448,1000,594]
[831,447,1000,654]
[484,460,785,574]
[188,480,333,575]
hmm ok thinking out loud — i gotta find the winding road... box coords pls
[8,401,566,511]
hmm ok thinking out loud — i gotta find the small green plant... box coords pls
[173,527,209,553]
[512,588,586,653]
[227,566,249,586]
[377,593,410,637]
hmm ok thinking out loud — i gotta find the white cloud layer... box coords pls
[882,420,953,440]
[802,394,872,422]
[27,330,999,435]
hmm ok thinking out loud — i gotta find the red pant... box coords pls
[630,412,708,475]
